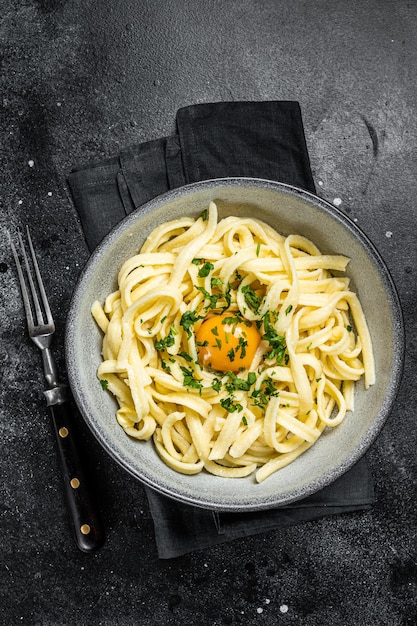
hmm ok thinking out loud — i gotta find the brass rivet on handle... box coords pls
[80,524,91,535]
[70,478,80,489]
[59,427,69,438]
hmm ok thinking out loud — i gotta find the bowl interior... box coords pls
[66,178,404,511]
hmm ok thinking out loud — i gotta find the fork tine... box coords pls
[9,232,35,331]
[22,226,54,328]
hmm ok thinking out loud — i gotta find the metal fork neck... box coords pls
[42,347,60,388]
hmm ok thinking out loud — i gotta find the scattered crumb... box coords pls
[318,180,324,187]
[256,607,263,614]
[280,604,289,613]
[47,192,52,197]
[28,160,34,168]
[333,197,342,207]
[385,231,393,238]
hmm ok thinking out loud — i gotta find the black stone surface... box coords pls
[1,1,416,624]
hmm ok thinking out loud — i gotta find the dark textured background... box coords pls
[1,1,416,624]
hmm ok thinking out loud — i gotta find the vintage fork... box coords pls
[10,227,105,553]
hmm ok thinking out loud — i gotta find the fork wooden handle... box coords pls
[49,401,105,552]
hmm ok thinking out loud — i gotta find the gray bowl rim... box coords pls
[65,176,405,510]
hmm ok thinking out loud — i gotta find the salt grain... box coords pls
[28,160,34,168]
[385,231,393,238]
[257,607,263,614]
[333,197,342,207]
[280,604,289,613]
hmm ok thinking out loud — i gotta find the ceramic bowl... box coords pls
[65,178,404,511]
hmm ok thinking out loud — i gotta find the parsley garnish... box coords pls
[220,397,243,413]
[195,286,220,310]
[198,261,214,278]
[155,331,176,351]
[212,378,222,392]
[237,336,248,359]
[247,372,257,386]
[225,371,256,393]
[180,310,203,338]
[251,376,279,408]
[241,285,262,314]
[263,312,287,364]
[99,379,108,390]
[180,366,203,392]
[223,283,232,309]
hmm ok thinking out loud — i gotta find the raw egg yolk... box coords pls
[196,313,261,372]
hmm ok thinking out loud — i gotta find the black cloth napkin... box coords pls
[68,101,375,559]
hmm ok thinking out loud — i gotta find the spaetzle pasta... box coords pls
[91,201,375,482]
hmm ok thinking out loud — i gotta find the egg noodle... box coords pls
[91,201,374,483]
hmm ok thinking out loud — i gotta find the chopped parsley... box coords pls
[211,378,222,392]
[180,310,203,338]
[195,286,221,310]
[241,285,262,314]
[225,371,256,393]
[262,312,288,364]
[222,314,252,330]
[250,376,280,408]
[223,283,232,310]
[220,397,243,413]
[99,379,108,390]
[155,331,176,351]
[180,365,203,392]
[211,277,223,288]
[198,261,214,278]
[237,336,248,359]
